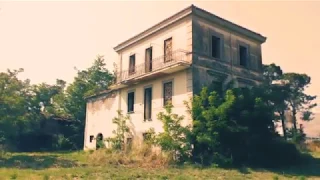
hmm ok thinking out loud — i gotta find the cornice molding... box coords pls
[113,4,267,53]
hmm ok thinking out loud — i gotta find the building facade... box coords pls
[84,5,267,150]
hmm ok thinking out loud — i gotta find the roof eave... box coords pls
[113,4,267,52]
[113,5,194,52]
[192,6,267,44]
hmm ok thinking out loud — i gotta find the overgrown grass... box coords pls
[0,148,320,179]
[307,140,320,153]
[87,144,171,168]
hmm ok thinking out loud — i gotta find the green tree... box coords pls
[282,73,317,131]
[263,64,290,139]
[62,55,114,149]
[0,69,36,150]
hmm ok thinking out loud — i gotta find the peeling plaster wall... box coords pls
[84,91,119,150]
[192,16,264,94]
[119,70,192,143]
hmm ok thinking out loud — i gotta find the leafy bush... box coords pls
[52,134,73,150]
[149,103,192,163]
[106,110,130,150]
[96,138,105,149]
[189,87,302,167]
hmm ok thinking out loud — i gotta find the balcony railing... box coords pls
[116,49,191,83]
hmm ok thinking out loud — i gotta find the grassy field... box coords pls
[0,150,320,180]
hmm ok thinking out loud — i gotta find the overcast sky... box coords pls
[0,1,319,112]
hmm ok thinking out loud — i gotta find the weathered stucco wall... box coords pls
[119,70,192,143]
[192,16,264,94]
[117,16,192,73]
[84,91,119,150]
[84,70,192,150]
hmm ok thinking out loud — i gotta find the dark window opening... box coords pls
[127,91,135,113]
[145,47,153,73]
[129,54,136,75]
[164,38,173,62]
[212,36,221,58]
[239,45,248,67]
[89,135,94,143]
[144,87,152,121]
[163,81,173,106]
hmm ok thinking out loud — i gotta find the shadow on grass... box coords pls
[0,154,80,170]
[235,154,320,178]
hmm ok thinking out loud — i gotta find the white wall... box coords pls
[118,16,192,72]
[119,70,192,140]
[84,70,192,150]
[84,91,119,150]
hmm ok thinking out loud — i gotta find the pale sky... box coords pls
[0,1,319,111]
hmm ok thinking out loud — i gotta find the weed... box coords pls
[10,173,17,179]
[273,175,279,180]
[43,174,49,180]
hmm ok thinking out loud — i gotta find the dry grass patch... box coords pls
[87,144,171,168]
[307,141,320,152]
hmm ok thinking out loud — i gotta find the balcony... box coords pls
[113,49,191,88]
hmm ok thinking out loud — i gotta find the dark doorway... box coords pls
[96,133,104,149]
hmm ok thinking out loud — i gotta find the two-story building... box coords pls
[84,5,267,150]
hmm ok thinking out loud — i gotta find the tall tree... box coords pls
[62,55,114,149]
[263,64,290,139]
[282,73,317,130]
[0,69,34,149]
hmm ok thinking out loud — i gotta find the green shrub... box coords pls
[188,87,303,167]
[10,172,17,179]
[149,103,192,163]
[106,110,130,150]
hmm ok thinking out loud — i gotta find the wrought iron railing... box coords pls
[116,49,191,83]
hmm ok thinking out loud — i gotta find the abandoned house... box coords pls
[83,5,267,150]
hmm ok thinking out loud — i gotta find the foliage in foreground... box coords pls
[0,151,319,180]
[144,87,304,168]
[101,86,302,168]
[189,87,303,167]
[106,110,130,150]
[147,103,193,162]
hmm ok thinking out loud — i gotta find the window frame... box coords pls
[145,47,153,72]
[164,37,173,63]
[127,90,135,113]
[129,54,136,75]
[89,135,94,143]
[143,85,153,121]
[210,31,224,60]
[237,41,250,68]
[162,79,174,107]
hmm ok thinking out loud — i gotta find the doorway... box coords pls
[96,133,104,149]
